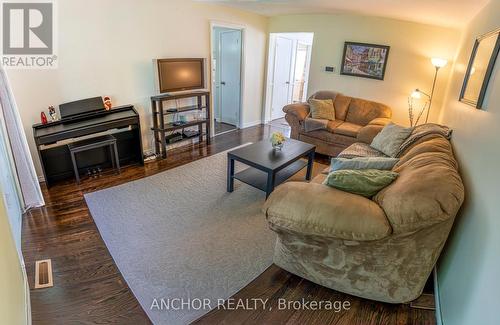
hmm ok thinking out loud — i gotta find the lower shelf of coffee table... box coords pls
[233,159,308,192]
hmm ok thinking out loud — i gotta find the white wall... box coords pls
[437,0,500,324]
[0,194,28,325]
[7,0,268,178]
[269,14,461,125]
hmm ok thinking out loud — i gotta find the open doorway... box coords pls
[211,24,243,135]
[265,33,314,123]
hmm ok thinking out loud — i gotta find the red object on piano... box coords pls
[41,112,48,124]
[103,96,112,110]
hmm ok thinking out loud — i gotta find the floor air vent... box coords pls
[34,259,53,289]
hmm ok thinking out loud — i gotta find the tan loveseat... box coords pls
[263,133,464,303]
[284,90,392,156]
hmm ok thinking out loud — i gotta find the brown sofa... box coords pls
[284,90,392,156]
[263,133,464,303]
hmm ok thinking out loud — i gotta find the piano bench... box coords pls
[68,134,120,184]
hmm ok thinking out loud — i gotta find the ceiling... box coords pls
[199,0,489,28]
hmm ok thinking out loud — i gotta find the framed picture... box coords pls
[340,42,390,80]
[460,28,500,109]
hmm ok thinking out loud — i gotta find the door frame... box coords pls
[271,35,294,121]
[209,21,245,136]
[300,42,312,102]
[219,29,241,126]
[264,33,314,123]
[291,41,312,104]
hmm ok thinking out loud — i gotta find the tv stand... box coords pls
[150,91,211,159]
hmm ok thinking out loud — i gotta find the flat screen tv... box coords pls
[154,58,205,93]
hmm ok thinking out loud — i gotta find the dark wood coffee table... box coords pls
[227,139,316,198]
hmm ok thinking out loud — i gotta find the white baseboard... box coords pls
[433,266,443,325]
[241,120,263,129]
[271,114,286,121]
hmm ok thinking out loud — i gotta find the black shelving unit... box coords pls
[151,91,211,158]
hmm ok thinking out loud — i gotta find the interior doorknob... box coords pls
[221,81,226,85]
[285,81,290,84]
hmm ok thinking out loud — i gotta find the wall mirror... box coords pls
[460,28,500,109]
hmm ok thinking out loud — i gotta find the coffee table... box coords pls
[227,139,316,198]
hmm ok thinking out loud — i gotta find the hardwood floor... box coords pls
[22,124,435,324]
[195,265,435,325]
[214,121,238,134]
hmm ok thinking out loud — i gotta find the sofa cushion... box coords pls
[309,90,340,101]
[369,117,392,126]
[357,124,385,144]
[346,98,392,126]
[370,123,413,157]
[374,136,464,233]
[264,182,392,241]
[309,98,336,120]
[326,119,344,132]
[300,130,357,147]
[299,133,355,157]
[334,122,363,137]
[337,142,387,159]
[395,134,458,169]
[333,94,352,121]
[323,169,399,197]
[309,90,347,120]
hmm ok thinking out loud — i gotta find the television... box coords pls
[154,58,205,93]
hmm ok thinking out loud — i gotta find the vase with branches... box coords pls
[408,90,430,127]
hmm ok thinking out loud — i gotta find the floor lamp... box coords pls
[409,58,447,125]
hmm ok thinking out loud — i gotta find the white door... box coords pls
[271,36,293,120]
[220,30,242,127]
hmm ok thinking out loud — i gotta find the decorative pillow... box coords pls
[308,99,336,120]
[370,123,414,157]
[330,157,399,172]
[323,169,399,197]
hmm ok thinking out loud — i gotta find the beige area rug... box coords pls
[85,146,326,324]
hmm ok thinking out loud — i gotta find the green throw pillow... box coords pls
[330,157,399,172]
[323,169,398,197]
[308,98,336,120]
[370,123,414,157]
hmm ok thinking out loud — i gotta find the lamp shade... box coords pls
[410,90,422,99]
[431,58,448,68]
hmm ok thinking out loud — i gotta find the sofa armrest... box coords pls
[283,102,310,121]
[263,182,392,241]
[357,118,391,144]
[368,117,391,126]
